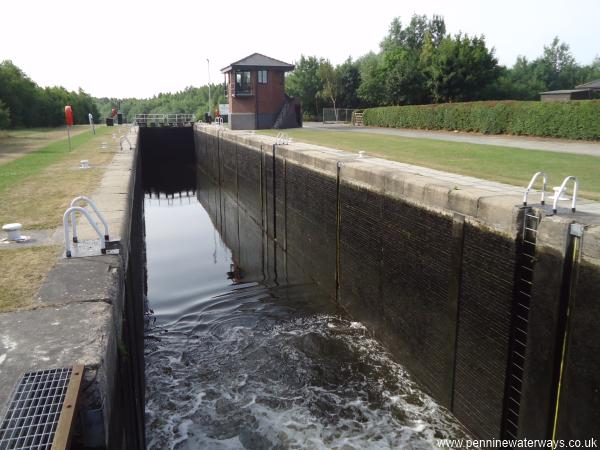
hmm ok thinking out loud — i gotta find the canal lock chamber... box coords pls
[127,126,600,448]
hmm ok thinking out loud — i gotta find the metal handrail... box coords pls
[69,196,110,243]
[276,133,290,145]
[553,176,579,214]
[523,172,548,206]
[120,136,132,151]
[133,113,194,126]
[63,207,106,257]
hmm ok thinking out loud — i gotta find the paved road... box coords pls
[303,122,600,157]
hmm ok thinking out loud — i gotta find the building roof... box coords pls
[221,53,294,73]
[539,89,589,95]
[575,79,600,90]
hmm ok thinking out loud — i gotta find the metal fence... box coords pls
[322,108,358,124]
[134,114,194,126]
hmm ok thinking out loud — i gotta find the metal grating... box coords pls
[0,368,72,450]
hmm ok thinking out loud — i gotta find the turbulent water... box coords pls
[143,184,471,449]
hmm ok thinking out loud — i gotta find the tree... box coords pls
[534,37,579,91]
[377,15,449,105]
[0,100,10,130]
[0,60,102,128]
[381,47,428,104]
[0,61,39,127]
[429,33,500,102]
[381,14,445,52]
[357,52,387,106]
[286,55,323,118]
[337,58,361,108]
[318,59,342,116]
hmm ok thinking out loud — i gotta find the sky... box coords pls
[1,0,598,99]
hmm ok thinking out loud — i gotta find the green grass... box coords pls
[0,127,110,194]
[0,245,60,312]
[260,129,600,201]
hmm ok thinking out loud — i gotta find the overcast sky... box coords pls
[1,0,598,99]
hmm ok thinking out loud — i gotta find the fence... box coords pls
[322,108,359,124]
[134,114,194,126]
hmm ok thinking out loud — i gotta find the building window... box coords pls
[235,71,252,95]
[258,70,268,84]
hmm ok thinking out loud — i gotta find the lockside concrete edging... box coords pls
[0,127,142,449]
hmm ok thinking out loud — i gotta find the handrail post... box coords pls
[69,196,110,243]
[553,176,579,214]
[120,136,132,151]
[523,171,547,207]
[63,207,106,257]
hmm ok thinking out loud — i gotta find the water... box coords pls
[143,167,471,449]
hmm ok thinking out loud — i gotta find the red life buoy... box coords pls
[65,105,74,126]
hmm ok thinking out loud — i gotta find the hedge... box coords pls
[362,100,600,140]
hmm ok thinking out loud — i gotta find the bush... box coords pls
[362,100,600,140]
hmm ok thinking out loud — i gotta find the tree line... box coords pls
[2,14,598,130]
[286,15,600,119]
[95,85,226,123]
[0,60,100,129]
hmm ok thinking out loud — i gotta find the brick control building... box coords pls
[221,53,301,130]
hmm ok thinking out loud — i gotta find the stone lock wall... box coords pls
[193,126,600,442]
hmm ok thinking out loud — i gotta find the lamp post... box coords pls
[207,58,211,118]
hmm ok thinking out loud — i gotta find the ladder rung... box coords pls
[516,315,529,325]
[514,338,527,348]
[506,430,518,439]
[512,350,525,361]
[508,407,520,418]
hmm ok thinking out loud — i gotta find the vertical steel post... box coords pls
[88,113,96,135]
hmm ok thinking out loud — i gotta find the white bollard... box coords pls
[2,223,22,241]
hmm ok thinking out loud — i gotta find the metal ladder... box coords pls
[502,208,540,439]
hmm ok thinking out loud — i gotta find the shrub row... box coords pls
[362,101,600,140]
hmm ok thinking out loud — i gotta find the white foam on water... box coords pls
[145,314,471,449]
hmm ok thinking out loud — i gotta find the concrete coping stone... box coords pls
[201,127,600,253]
[0,301,113,418]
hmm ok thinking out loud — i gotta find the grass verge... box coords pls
[0,126,110,193]
[260,129,600,200]
[0,126,117,229]
[0,246,60,312]
[0,125,91,166]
